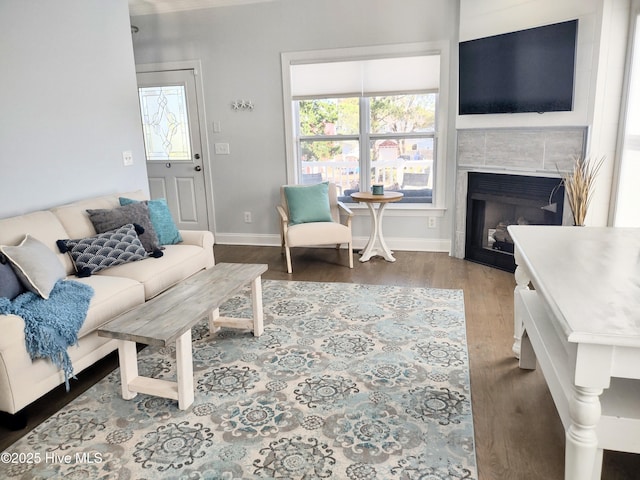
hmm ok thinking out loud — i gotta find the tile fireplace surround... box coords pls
[453,127,587,260]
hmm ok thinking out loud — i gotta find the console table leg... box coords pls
[518,330,537,370]
[118,340,138,400]
[175,329,194,410]
[251,276,264,336]
[512,247,531,359]
[565,385,602,480]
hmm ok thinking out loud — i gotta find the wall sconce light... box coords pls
[232,100,254,111]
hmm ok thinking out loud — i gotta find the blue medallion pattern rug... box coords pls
[1,280,477,479]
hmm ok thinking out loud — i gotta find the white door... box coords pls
[137,69,209,231]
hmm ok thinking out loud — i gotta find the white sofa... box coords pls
[0,191,214,420]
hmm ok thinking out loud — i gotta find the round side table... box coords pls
[350,191,404,262]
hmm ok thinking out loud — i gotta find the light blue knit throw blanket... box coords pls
[0,280,94,391]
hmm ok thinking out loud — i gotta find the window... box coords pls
[295,94,436,203]
[286,52,441,204]
[614,12,640,226]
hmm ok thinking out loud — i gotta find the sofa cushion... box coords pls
[50,190,148,241]
[87,202,162,256]
[0,235,67,300]
[98,243,209,300]
[57,224,148,278]
[0,210,75,276]
[283,182,333,225]
[119,197,182,245]
[70,274,145,337]
[0,255,26,300]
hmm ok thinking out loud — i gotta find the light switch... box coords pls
[215,143,230,155]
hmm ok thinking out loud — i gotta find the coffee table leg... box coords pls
[251,276,264,337]
[175,329,194,410]
[208,308,220,334]
[118,340,138,400]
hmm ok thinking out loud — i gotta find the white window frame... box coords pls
[281,43,450,212]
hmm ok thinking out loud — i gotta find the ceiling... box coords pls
[128,0,278,16]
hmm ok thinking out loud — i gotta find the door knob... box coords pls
[195,165,202,172]
[194,153,201,160]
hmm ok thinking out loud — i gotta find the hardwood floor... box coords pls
[1,245,638,479]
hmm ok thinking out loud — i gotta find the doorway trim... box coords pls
[135,59,216,234]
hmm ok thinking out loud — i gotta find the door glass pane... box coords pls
[139,85,192,161]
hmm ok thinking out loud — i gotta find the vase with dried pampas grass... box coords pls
[560,155,605,226]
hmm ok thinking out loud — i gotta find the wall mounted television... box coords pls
[459,19,578,115]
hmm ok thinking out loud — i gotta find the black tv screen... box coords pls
[459,19,578,115]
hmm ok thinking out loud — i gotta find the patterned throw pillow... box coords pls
[57,224,148,277]
[87,202,162,256]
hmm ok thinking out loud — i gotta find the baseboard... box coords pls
[214,233,451,253]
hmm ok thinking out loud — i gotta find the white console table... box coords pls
[508,225,640,480]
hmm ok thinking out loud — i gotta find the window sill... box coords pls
[346,203,446,217]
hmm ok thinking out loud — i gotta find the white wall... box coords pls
[458,0,599,130]
[131,0,459,250]
[0,0,149,219]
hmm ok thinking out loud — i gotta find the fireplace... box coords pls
[465,172,565,272]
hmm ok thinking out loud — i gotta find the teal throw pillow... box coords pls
[284,182,333,225]
[119,197,182,245]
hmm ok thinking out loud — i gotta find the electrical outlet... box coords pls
[122,150,133,166]
[244,211,252,223]
[428,216,437,228]
[215,143,230,155]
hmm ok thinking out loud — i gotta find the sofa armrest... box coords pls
[0,315,26,352]
[179,230,214,249]
[178,230,215,269]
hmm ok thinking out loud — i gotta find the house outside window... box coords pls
[285,51,442,205]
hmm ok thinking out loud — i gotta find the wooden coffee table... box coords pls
[98,262,267,410]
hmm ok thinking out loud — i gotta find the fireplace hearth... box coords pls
[465,172,565,272]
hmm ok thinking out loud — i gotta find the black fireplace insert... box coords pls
[465,172,565,272]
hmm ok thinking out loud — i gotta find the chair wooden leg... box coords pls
[285,246,293,274]
[348,242,353,269]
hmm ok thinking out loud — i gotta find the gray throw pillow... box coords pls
[119,197,182,245]
[0,254,26,300]
[87,202,162,257]
[57,224,148,277]
[0,235,66,299]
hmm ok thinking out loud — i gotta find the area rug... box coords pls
[0,280,477,479]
